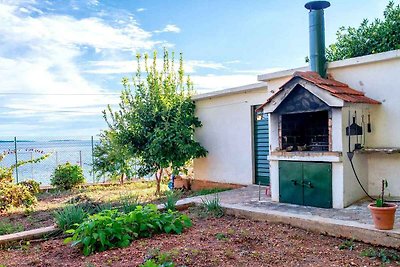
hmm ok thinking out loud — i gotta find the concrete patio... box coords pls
[178,185,400,248]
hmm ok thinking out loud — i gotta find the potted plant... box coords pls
[368,179,398,230]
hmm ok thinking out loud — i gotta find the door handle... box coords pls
[303,181,313,188]
[290,179,298,186]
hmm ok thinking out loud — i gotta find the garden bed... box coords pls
[0,181,229,235]
[0,207,398,267]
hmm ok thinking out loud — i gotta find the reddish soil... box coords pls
[0,211,397,267]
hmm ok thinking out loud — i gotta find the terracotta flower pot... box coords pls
[368,203,398,230]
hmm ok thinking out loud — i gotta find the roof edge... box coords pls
[258,49,400,81]
[192,82,268,101]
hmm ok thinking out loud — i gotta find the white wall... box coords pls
[331,58,400,199]
[193,88,270,185]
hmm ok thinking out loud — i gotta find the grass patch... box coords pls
[0,219,24,235]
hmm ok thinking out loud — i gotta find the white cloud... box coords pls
[0,1,167,131]
[136,8,146,12]
[155,24,181,33]
[85,59,226,74]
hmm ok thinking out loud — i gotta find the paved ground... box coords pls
[177,185,400,248]
[198,185,400,227]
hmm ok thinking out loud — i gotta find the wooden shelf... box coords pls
[355,147,400,154]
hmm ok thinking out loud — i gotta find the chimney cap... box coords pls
[305,1,330,10]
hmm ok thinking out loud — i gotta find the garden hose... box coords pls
[347,152,399,203]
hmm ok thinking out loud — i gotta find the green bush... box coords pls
[65,204,192,256]
[54,205,88,231]
[51,163,85,190]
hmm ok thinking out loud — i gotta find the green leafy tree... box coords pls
[93,129,135,184]
[100,49,207,194]
[327,1,400,61]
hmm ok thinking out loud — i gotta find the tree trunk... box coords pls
[155,168,163,195]
[120,173,124,185]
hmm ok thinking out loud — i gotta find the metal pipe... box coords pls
[305,1,330,78]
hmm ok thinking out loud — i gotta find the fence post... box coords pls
[91,136,95,184]
[79,150,82,168]
[14,136,18,183]
[30,151,34,179]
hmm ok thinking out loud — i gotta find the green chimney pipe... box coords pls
[305,1,330,78]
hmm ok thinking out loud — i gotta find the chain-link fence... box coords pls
[0,136,104,185]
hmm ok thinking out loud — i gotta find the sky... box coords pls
[0,0,396,137]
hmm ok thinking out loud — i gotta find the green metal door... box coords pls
[279,161,303,205]
[303,162,332,208]
[279,161,332,208]
[253,106,269,185]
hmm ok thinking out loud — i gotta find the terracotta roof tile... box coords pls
[257,71,380,112]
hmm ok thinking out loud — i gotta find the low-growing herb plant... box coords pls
[64,204,192,256]
[141,250,176,267]
[119,193,140,213]
[201,195,224,218]
[338,239,355,251]
[361,248,400,264]
[163,190,182,211]
[51,163,85,190]
[54,205,88,231]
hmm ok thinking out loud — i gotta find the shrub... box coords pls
[163,191,181,211]
[201,195,224,218]
[51,163,85,190]
[54,205,88,231]
[18,180,41,195]
[0,152,49,212]
[0,183,37,212]
[65,204,192,256]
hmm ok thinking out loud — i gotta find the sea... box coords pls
[0,139,101,185]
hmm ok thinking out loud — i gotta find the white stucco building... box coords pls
[193,49,400,208]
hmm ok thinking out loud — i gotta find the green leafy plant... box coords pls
[201,195,224,218]
[327,1,400,61]
[141,250,176,267]
[0,219,24,235]
[54,205,88,231]
[163,190,181,211]
[215,233,228,241]
[376,179,389,207]
[65,204,192,256]
[51,162,85,190]
[361,248,400,264]
[338,239,355,251]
